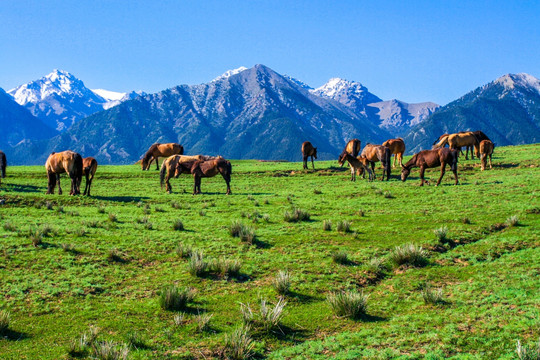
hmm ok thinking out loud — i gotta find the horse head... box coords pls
[313,147,318,159]
[400,164,410,182]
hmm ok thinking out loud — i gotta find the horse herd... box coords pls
[302,130,495,186]
[0,130,494,196]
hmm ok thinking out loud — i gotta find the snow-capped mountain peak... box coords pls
[495,73,540,95]
[92,88,127,102]
[311,78,368,98]
[212,66,248,82]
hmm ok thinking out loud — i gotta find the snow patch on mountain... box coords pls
[212,67,248,82]
[495,73,540,95]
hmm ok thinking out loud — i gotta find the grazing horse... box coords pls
[401,148,459,186]
[190,158,232,195]
[479,140,494,170]
[382,138,406,168]
[45,151,83,195]
[344,139,361,157]
[338,153,373,181]
[434,132,479,160]
[301,141,317,170]
[0,151,6,186]
[160,154,207,193]
[82,157,98,196]
[360,144,391,181]
[141,143,184,170]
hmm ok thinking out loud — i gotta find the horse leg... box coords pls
[56,174,63,195]
[47,172,55,194]
[311,156,315,170]
[155,157,160,171]
[87,174,94,196]
[393,154,396,168]
[436,163,446,186]
[220,171,232,195]
[419,166,426,186]
[302,156,307,170]
[489,154,493,169]
[371,162,376,179]
[480,154,486,171]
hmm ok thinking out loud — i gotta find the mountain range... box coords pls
[1,65,539,165]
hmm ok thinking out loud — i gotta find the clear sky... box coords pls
[1,0,539,105]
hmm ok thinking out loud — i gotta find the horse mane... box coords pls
[403,153,418,169]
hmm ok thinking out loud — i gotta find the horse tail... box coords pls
[74,153,83,178]
[451,150,458,172]
[433,136,448,149]
[160,160,167,189]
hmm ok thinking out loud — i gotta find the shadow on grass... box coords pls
[1,328,30,341]
[93,195,149,203]
[286,290,321,303]
[270,323,310,343]
[5,184,42,193]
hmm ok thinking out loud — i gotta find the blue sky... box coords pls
[1,0,539,105]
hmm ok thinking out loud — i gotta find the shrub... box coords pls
[327,290,368,319]
[3,222,16,232]
[175,243,193,258]
[506,215,520,227]
[56,206,65,213]
[332,250,349,265]
[323,220,332,231]
[313,189,322,194]
[239,303,254,325]
[195,313,213,332]
[154,206,165,213]
[230,221,256,244]
[46,201,54,210]
[75,227,87,237]
[357,209,365,217]
[223,326,255,360]
[108,213,118,222]
[29,228,43,247]
[247,195,255,201]
[188,250,208,276]
[422,285,445,305]
[159,285,195,311]
[91,340,129,360]
[171,201,181,209]
[273,270,291,295]
[210,258,242,278]
[261,214,270,223]
[61,243,76,253]
[383,191,394,199]
[173,219,184,231]
[67,325,100,358]
[86,220,100,228]
[259,298,287,333]
[434,226,449,244]
[516,339,540,360]
[462,217,471,224]
[199,209,206,216]
[336,220,352,233]
[97,206,106,214]
[125,331,146,349]
[173,313,185,327]
[389,243,428,268]
[283,208,310,223]
[364,257,388,278]
[0,310,10,334]
[107,248,125,263]
[229,220,244,237]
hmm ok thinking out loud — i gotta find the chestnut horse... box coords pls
[382,138,405,168]
[0,151,6,186]
[360,144,391,181]
[401,148,458,186]
[82,157,98,196]
[344,139,361,157]
[479,140,494,170]
[141,143,184,170]
[45,151,83,195]
[160,154,213,193]
[301,141,317,170]
[338,153,373,181]
[434,131,486,160]
[175,158,232,195]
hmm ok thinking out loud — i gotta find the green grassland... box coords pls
[0,144,539,359]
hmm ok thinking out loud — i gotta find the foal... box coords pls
[338,153,373,181]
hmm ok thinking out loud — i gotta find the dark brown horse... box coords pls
[0,151,6,186]
[159,154,219,193]
[479,140,494,170]
[141,143,184,170]
[301,141,317,170]
[382,138,406,168]
[45,151,83,195]
[360,144,391,181]
[401,148,459,186]
[189,158,232,195]
[82,157,98,196]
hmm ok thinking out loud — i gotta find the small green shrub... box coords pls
[332,250,349,265]
[389,243,428,268]
[434,226,449,244]
[364,257,388,278]
[97,206,106,214]
[210,258,242,278]
[46,201,54,210]
[384,191,394,199]
[283,208,310,222]
[462,217,471,224]
[506,215,520,227]
[173,313,185,327]
[327,290,368,319]
[188,250,208,276]
[173,219,184,231]
[2,222,16,232]
[223,326,255,360]
[336,220,352,233]
[259,298,287,333]
[108,213,118,222]
[175,243,193,258]
[0,310,10,334]
[29,228,43,247]
[61,243,76,253]
[195,313,213,332]
[107,248,125,263]
[516,339,540,360]
[323,220,332,231]
[422,285,445,305]
[125,331,146,349]
[239,303,254,325]
[159,285,195,311]
[273,270,291,295]
[91,340,129,360]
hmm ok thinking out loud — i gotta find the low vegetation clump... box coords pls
[336,220,352,233]
[175,243,193,258]
[107,248,125,263]
[462,216,471,224]
[389,243,429,268]
[158,285,195,311]
[259,298,287,333]
[223,326,255,360]
[2,222,16,232]
[327,290,368,319]
[91,340,130,360]
[516,339,540,360]
[384,191,394,199]
[209,258,242,278]
[108,213,118,222]
[0,310,10,334]
[364,257,388,278]
[332,250,349,265]
[422,284,445,305]
[323,220,332,231]
[29,228,43,247]
[273,270,291,295]
[283,207,310,222]
[188,250,208,276]
[61,243,76,253]
[434,226,450,244]
[506,215,520,227]
[125,331,146,350]
[195,313,213,332]
[173,219,184,231]
[67,325,100,358]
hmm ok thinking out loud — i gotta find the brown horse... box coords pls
[189,158,232,195]
[160,154,209,193]
[434,131,481,160]
[382,138,406,168]
[479,140,494,170]
[344,139,361,157]
[0,151,6,186]
[401,148,459,186]
[301,141,317,170]
[141,143,184,170]
[82,157,98,196]
[45,151,83,195]
[360,144,391,181]
[337,153,373,181]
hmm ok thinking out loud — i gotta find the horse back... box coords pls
[301,141,314,155]
[479,140,494,155]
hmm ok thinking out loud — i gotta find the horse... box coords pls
[160,154,207,193]
[141,143,184,170]
[382,138,406,168]
[479,140,494,170]
[343,139,361,157]
[82,157,98,196]
[360,144,391,181]
[0,151,6,186]
[337,153,373,181]
[45,151,83,195]
[190,158,232,195]
[401,148,459,186]
[434,132,479,160]
[301,141,317,170]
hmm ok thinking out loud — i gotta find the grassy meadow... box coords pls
[0,144,539,359]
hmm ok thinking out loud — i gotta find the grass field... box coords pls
[0,144,539,360]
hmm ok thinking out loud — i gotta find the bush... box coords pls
[61,243,76,253]
[97,206,106,214]
[389,243,428,268]
[29,228,43,247]
[259,298,287,333]
[159,285,195,311]
[239,303,254,325]
[332,251,349,265]
[0,310,10,334]
[210,258,242,278]
[336,220,352,233]
[462,217,471,224]
[173,219,184,231]
[223,326,255,360]
[107,248,125,263]
[323,220,332,231]
[2,222,16,232]
[422,285,445,305]
[229,220,244,237]
[175,243,193,258]
[506,215,520,227]
[91,340,129,360]
[364,257,388,278]
[173,313,185,327]
[125,331,146,349]
[434,226,449,244]
[188,250,208,276]
[327,290,368,319]
[384,191,394,199]
[273,270,291,295]
[195,313,213,332]
[108,213,118,222]
[283,208,310,223]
